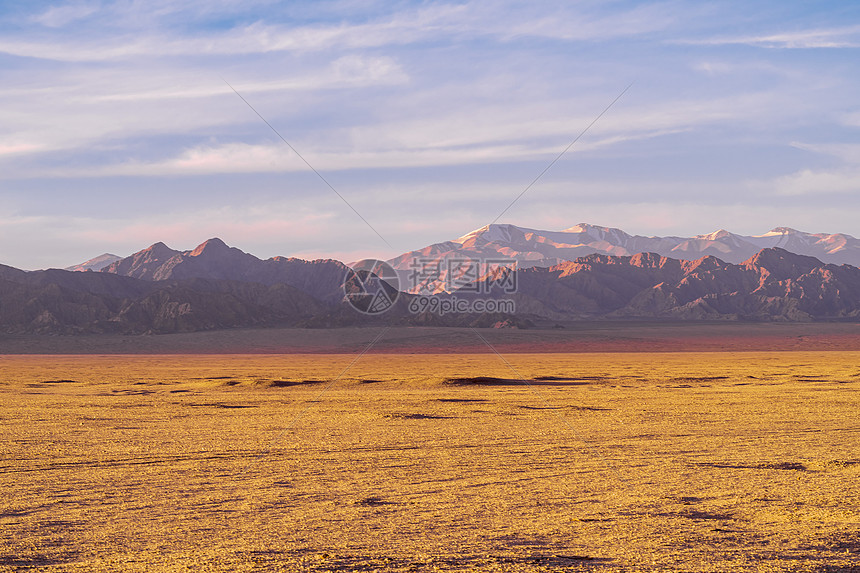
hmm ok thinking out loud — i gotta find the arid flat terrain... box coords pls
[1,349,859,571]
[3,322,860,354]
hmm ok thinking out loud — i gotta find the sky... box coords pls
[1,0,860,269]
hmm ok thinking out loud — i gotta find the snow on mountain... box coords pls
[388,224,860,293]
[746,228,860,262]
[65,253,122,272]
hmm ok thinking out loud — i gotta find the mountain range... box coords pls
[101,238,348,304]
[3,224,860,334]
[387,224,860,293]
[464,248,860,321]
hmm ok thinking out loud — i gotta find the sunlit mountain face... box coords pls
[387,224,860,294]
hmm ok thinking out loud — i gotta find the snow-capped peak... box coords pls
[696,229,734,241]
[454,223,529,245]
[756,227,802,238]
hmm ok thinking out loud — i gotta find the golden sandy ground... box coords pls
[1,351,859,571]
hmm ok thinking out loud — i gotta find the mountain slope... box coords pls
[0,265,328,334]
[389,223,860,293]
[469,248,860,321]
[102,238,349,304]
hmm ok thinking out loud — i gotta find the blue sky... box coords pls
[1,0,859,269]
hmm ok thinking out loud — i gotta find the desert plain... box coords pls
[1,324,859,571]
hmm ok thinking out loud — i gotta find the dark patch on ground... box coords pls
[655,509,734,521]
[436,398,488,403]
[823,459,860,469]
[517,403,610,411]
[262,379,326,388]
[0,509,30,518]
[693,461,807,471]
[761,462,808,470]
[445,375,601,386]
[683,510,735,521]
[280,551,608,570]
[355,496,390,506]
[110,389,155,395]
[533,375,603,382]
[384,413,454,420]
[445,376,522,385]
[185,402,256,409]
[0,554,78,567]
[518,554,598,564]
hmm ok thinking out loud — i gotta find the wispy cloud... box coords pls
[5,0,682,62]
[0,53,408,170]
[744,142,860,196]
[0,143,46,156]
[0,17,422,63]
[4,6,453,61]
[680,24,860,49]
[32,1,100,28]
[1,96,744,178]
[791,142,860,163]
[768,168,860,196]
